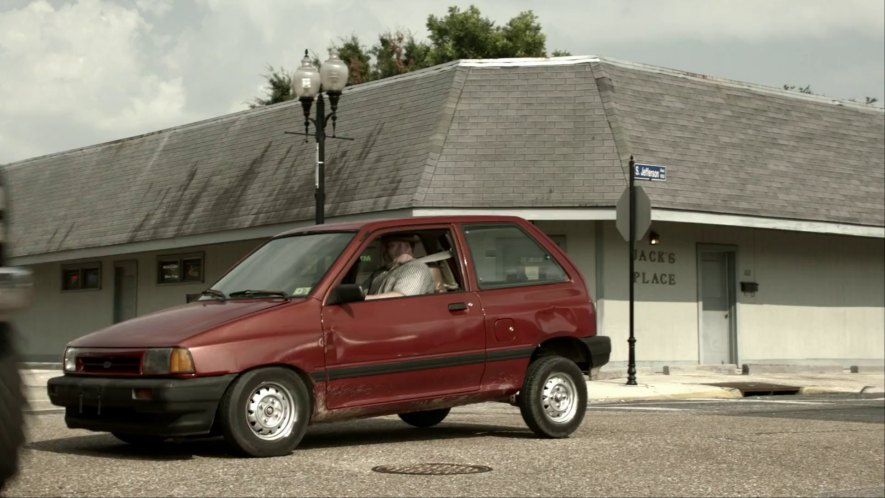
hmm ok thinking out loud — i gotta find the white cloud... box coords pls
[502,0,884,45]
[0,0,192,162]
[135,0,173,17]
[0,0,881,164]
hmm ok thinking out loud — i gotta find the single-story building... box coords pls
[4,56,883,368]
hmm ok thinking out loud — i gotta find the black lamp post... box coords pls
[292,50,349,225]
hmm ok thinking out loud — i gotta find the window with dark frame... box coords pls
[157,253,204,284]
[462,224,569,290]
[61,262,102,291]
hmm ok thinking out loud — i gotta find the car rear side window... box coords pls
[462,224,568,290]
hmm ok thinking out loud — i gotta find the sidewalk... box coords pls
[18,364,885,413]
[587,365,885,403]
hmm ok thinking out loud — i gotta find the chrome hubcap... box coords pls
[541,373,578,423]
[246,383,296,441]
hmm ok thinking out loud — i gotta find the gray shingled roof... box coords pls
[3,56,883,259]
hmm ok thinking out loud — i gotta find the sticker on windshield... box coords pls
[292,287,311,296]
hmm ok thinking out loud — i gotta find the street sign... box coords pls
[616,186,651,241]
[634,163,667,182]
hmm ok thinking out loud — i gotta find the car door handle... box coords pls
[448,302,468,312]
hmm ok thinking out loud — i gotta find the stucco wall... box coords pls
[14,239,263,361]
[596,221,885,367]
[595,222,701,366]
[738,230,885,364]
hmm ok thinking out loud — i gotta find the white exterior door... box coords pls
[698,248,736,364]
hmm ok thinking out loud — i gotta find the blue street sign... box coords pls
[634,163,667,182]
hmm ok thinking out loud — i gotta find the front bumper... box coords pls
[48,374,236,437]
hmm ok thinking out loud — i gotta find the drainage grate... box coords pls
[372,463,492,475]
[705,382,800,396]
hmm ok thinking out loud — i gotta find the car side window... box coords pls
[462,223,568,290]
[352,240,384,290]
[340,228,465,296]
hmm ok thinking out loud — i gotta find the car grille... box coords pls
[79,354,141,374]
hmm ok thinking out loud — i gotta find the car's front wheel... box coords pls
[398,408,451,428]
[518,355,587,438]
[218,367,310,457]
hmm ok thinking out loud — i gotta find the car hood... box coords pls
[69,299,293,348]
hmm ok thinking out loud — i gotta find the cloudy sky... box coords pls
[1,0,882,164]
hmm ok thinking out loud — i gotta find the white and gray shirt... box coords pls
[371,259,435,297]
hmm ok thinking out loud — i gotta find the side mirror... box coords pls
[327,284,365,305]
[0,267,33,312]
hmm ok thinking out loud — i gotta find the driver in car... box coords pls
[364,234,435,300]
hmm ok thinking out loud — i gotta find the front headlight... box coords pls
[63,347,80,372]
[142,347,195,375]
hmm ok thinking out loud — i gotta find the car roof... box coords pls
[273,215,528,238]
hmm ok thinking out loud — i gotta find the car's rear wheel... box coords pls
[518,355,586,438]
[398,408,451,428]
[219,367,310,457]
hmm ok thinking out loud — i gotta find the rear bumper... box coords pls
[580,336,611,370]
[48,374,236,437]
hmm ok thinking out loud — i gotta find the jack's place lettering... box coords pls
[633,272,676,285]
[633,250,676,264]
[633,249,677,286]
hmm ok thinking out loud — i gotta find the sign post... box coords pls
[616,159,665,386]
[626,157,638,385]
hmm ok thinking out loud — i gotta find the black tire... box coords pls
[218,367,310,457]
[518,355,587,438]
[112,432,168,446]
[398,408,451,428]
[0,328,24,492]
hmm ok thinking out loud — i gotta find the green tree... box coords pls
[783,84,813,94]
[499,10,547,57]
[251,4,570,106]
[372,31,432,79]
[426,5,501,63]
[334,35,372,85]
[249,65,294,108]
[784,84,880,105]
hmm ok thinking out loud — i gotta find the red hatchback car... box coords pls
[49,216,610,457]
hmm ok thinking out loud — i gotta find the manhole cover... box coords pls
[372,463,492,475]
[705,382,800,396]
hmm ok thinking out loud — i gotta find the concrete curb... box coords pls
[799,385,885,395]
[587,380,744,403]
[741,363,844,375]
[588,389,744,403]
[23,407,64,415]
[20,362,62,370]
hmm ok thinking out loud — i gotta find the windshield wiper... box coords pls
[200,288,227,300]
[228,289,290,299]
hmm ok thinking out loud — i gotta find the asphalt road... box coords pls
[4,395,884,497]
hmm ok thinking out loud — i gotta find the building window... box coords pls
[62,262,102,291]
[157,253,204,284]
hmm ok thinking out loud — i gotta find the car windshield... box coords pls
[206,232,354,300]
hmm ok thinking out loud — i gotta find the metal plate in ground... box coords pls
[372,463,492,475]
[705,382,800,396]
